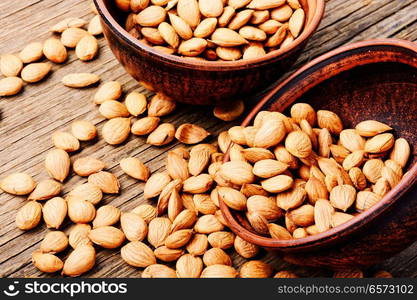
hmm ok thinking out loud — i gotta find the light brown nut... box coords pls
[15,201,42,230]
[228,9,254,30]
[142,264,177,278]
[132,117,160,135]
[121,241,156,267]
[32,251,63,273]
[218,6,236,27]
[175,123,210,144]
[349,167,367,190]
[389,138,410,168]
[217,186,247,211]
[268,223,292,239]
[201,264,238,278]
[40,231,68,254]
[73,157,105,177]
[177,0,200,28]
[355,120,392,137]
[234,235,259,258]
[62,73,100,88]
[194,214,224,234]
[147,123,175,146]
[186,233,208,256]
[42,197,67,229]
[125,91,147,116]
[243,42,266,59]
[362,159,384,183]
[317,110,343,135]
[193,193,217,215]
[261,175,293,194]
[28,179,61,201]
[364,133,394,153]
[207,231,235,249]
[67,183,103,205]
[132,204,158,223]
[287,204,314,227]
[0,76,23,96]
[61,28,89,48]
[102,117,131,145]
[45,149,70,182]
[219,161,255,185]
[239,260,273,278]
[164,229,193,248]
[88,15,103,35]
[19,42,44,63]
[168,13,193,40]
[176,254,203,278]
[254,116,286,148]
[314,199,335,233]
[247,195,282,221]
[62,245,96,277]
[76,34,99,61]
[194,18,218,38]
[148,217,172,247]
[285,131,312,158]
[121,213,148,242]
[276,186,306,210]
[92,205,121,228]
[211,28,248,47]
[144,171,172,199]
[94,81,122,104]
[43,38,68,63]
[271,4,293,22]
[339,129,365,152]
[136,5,167,26]
[68,224,92,249]
[1,172,36,195]
[71,120,97,141]
[50,18,87,33]
[330,184,357,212]
[88,171,120,194]
[0,54,23,77]
[203,248,232,266]
[89,226,125,249]
[120,157,150,181]
[356,191,381,211]
[183,174,213,194]
[68,199,96,224]
[154,246,184,262]
[216,47,242,61]
[21,63,51,83]
[288,8,305,38]
[52,131,80,152]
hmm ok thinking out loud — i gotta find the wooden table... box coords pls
[1,0,416,278]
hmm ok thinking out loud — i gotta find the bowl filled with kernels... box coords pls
[94,0,325,104]
[218,39,417,269]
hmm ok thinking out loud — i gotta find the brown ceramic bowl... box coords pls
[219,39,417,269]
[94,0,325,105]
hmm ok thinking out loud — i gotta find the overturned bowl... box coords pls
[219,39,417,269]
[94,0,324,105]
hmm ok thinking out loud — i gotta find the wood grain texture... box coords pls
[0,0,416,278]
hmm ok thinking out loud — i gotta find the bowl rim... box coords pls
[94,0,325,70]
[219,38,417,249]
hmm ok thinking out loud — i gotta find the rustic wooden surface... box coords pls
[0,0,416,278]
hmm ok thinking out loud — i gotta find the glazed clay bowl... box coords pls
[94,0,324,105]
[219,39,417,269]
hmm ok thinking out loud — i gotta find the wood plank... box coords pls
[0,0,416,278]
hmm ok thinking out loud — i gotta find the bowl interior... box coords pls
[96,0,325,69]
[220,40,417,251]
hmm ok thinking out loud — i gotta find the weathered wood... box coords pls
[0,0,416,278]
